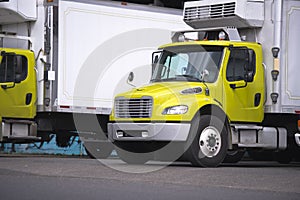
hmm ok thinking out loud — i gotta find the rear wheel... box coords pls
[186,115,228,167]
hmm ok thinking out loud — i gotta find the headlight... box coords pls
[162,105,188,115]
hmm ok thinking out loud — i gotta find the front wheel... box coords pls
[186,115,228,167]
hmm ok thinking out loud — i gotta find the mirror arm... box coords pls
[127,72,136,88]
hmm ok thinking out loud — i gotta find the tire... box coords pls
[84,141,113,159]
[186,115,228,167]
[223,150,245,163]
[116,147,152,165]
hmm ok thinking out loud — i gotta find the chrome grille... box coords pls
[115,97,152,118]
[184,2,236,21]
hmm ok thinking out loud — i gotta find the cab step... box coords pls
[1,119,39,141]
[231,124,287,150]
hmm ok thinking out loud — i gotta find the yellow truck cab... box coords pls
[0,48,38,141]
[109,0,300,167]
[111,40,264,123]
[109,31,265,167]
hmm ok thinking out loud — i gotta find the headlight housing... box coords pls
[162,105,188,115]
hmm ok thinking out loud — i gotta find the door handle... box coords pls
[254,93,261,107]
[26,93,32,105]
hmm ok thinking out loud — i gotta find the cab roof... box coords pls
[159,40,261,50]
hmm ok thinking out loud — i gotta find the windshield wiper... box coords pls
[175,75,201,82]
[151,75,202,83]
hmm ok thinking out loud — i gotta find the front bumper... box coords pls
[108,122,191,142]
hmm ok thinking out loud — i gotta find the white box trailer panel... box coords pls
[236,0,300,113]
[262,0,300,113]
[280,1,300,113]
[58,0,189,114]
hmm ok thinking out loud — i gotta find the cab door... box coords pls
[0,49,36,119]
[223,46,264,123]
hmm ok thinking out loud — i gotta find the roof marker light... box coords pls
[178,34,186,42]
[219,31,226,40]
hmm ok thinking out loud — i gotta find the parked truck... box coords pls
[0,0,188,157]
[108,0,300,166]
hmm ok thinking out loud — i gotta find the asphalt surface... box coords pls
[0,155,299,200]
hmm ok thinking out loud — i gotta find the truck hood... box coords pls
[117,82,205,99]
[113,81,209,121]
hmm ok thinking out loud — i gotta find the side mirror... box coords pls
[153,55,159,64]
[152,51,162,74]
[152,51,161,64]
[126,71,136,87]
[128,71,134,82]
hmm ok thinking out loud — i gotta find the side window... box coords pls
[0,54,28,83]
[226,48,256,82]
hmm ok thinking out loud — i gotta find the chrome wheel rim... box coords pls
[198,126,221,158]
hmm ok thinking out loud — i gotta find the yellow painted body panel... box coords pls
[222,44,265,122]
[111,41,264,123]
[0,48,37,119]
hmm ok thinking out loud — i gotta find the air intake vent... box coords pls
[115,97,152,118]
[184,2,236,21]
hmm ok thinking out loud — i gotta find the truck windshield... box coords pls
[151,45,224,83]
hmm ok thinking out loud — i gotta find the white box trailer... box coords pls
[57,0,191,113]
[0,0,189,156]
